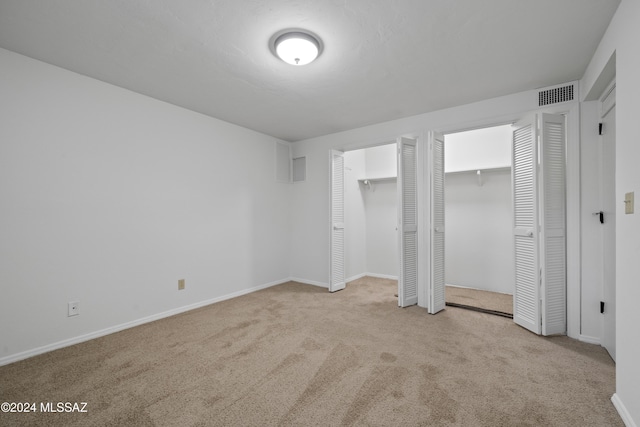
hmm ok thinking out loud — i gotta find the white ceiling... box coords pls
[0,0,620,142]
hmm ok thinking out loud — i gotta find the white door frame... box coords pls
[599,79,616,360]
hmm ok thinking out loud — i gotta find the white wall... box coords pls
[445,169,514,294]
[365,143,397,178]
[582,1,640,425]
[0,48,291,364]
[445,125,512,173]
[344,150,367,281]
[364,144,397,278]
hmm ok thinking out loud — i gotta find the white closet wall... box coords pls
[344,150,367,280]
[445,125,514,294]
[364,144,397,278]
[445,126,512,172]
[344,144,398,282]
[445,170,514,294]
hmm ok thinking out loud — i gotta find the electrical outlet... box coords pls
[178,279,185,290]
[68,301,79,317]
[625,192,634,214]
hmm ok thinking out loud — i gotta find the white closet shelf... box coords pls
[357,176,396,184]
[445,166,511,175]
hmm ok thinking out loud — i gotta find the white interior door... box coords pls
[512,117,541,334]
[540,113,567,336]
[330,149,346,292]
[397,137,418,307]
[429,131,446,314]
[601,87,616,361]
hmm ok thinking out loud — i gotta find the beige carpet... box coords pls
[0,276,621,426]
[446,285,513,316]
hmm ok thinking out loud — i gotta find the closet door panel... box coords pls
[330,149,346,292]
[429,131,446,314]
[398,137,418,307]
[540,113,566,335]
[512,117,541,334]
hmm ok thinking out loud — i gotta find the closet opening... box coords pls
[331,135,421,307]
[434,112,569,337]
[443,124,514,318]
[341,142,399,302]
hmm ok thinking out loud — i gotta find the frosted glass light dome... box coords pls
[272,31,322,66]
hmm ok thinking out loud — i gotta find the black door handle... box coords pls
[593,211,604,224]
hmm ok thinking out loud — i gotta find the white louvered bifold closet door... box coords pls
[429,132,446,314]
[540,113,566,335]
[512,117,541,334]
[330,150,346,292]
[397,137,418,307]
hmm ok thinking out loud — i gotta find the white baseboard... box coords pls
[445,283,514,296]
[0,278,288,367]
[289,274,397,287]
[289,277,328,288]
[578,334,602,345]
[366,273,399,280]
[446,283,475,289]
[612,393,637,427]
[346,273,367,283]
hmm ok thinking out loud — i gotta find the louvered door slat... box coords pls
[430,132,446,314]
[398,137,418,307]
[330,150,346,292]
[540,113,566,335]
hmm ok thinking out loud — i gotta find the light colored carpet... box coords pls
[446,285,513,315]
[0,276,621,426]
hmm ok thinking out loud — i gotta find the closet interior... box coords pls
[342,126,514,314]
[444,125,514,314]
[343,143,398,283]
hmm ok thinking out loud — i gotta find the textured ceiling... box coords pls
[0,0,620,141]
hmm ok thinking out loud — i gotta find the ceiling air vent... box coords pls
[538,84,574,106]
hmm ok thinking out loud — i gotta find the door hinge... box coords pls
[600,301,605,314]
[599,123,603,135]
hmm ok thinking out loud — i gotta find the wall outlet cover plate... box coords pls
[68,301,79,317]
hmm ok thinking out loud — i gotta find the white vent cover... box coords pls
[538,84,575,106]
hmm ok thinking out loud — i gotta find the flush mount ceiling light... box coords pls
[270,29,323,66]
